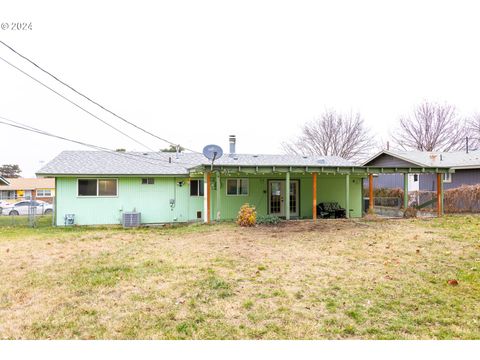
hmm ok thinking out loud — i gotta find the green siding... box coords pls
[55,174,364,226]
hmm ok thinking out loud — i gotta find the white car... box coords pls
[0,200,53,216]
[0,200,13,208]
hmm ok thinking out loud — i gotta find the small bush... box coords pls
[237,203,256,227]
[404,207,418,218]
[256,214,282,225]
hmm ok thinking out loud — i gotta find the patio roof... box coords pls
[190,164,452,176]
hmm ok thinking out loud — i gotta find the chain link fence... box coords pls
[0,199,54,228]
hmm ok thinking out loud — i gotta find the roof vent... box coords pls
[302,155,308,159]
[317,158,326,164]
[253,154,259,158]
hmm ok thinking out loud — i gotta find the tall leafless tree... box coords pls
[467,113,480,150]
[282,110,376,161]
[392,102,467,152]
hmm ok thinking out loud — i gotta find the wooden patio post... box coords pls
[285,172,291,220]
[312,172,317,220]
[436,173,443,217]
[368,174,374,212]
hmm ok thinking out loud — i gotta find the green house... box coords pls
[37,143,451,226]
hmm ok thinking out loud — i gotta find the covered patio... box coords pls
[192,162,452,223]
[362,150,454,217]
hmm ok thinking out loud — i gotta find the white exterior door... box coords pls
[268,180,299,217]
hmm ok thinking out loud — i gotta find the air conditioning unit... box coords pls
[122,212,141,228]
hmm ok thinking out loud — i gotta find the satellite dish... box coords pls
[202,144,223,169]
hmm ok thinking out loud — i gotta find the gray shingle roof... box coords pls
[197,154,353,167]
[363,149,479,169]
[36,151,354,176]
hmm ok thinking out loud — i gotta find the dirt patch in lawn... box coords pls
[0,217,479,339]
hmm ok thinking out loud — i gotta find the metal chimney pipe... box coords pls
[466,137,469,154]
[229,135,236,155]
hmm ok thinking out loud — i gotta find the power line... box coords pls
[0,116,198,168]
[0,40,200,153]
[0,54,155,152]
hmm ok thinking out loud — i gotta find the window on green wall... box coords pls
[78,179,97,196]
[99,179,117,196]
[226,179,248,195]
[141,178,155,185]
[78,179,118,197]
[190,179,204,196]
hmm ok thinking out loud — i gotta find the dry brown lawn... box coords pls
[0,216,479,339]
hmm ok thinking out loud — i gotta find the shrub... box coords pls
[237,203,257,227]
[403,207,418,218]
[256,214,282,225]
[444,185,480,213]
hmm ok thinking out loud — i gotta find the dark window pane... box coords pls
[190,180,199,196]
[190,180,204,196]
[78,179,97,196]
[142,178,154,185]
[227,179,237,195]
[99,179,117,196]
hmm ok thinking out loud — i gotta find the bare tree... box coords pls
[392,102,467,151]
[467,113,480,150]
[282,110,375,161]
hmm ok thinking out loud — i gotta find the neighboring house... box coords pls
[0,176,9,186]
[363,150,480,192]
[0,178,56,203]
[36,138,450,226]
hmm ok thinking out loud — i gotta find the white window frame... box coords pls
[141,178,155,185]
[190,179,204,197]
[443,173,452,183]
[36,189,53,197]
[226,178,249,196]
[77,178,118,197]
